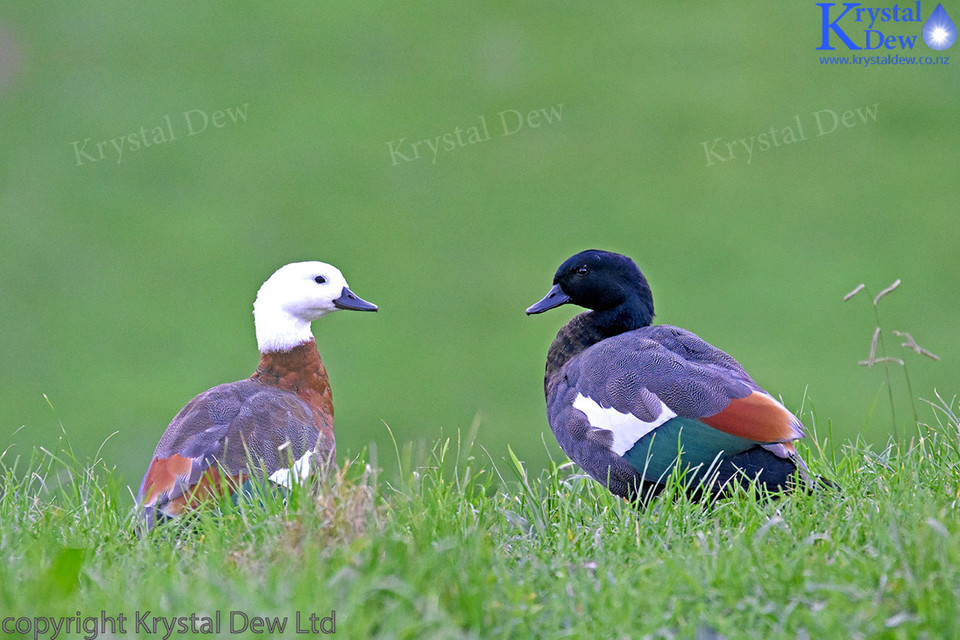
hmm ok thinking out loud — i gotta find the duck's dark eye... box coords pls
[576,266,589,276]
[314,275,326,284]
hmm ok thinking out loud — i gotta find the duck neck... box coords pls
[590,293,654,336]
[253,338,330,397]
[254,307,316,353]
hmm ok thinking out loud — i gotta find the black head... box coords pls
[526,250,655,331]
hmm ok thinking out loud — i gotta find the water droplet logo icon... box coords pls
[923,4,957,50]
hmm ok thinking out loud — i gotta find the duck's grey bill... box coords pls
[334,287,378,312]
[525,284,570,315]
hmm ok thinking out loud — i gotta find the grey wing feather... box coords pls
[154,379,321,477]
[561,326,762,420]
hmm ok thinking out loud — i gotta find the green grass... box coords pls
[2,393,959,639]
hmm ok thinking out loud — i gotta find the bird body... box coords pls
[527,250,810,501]
[137,261,376,528]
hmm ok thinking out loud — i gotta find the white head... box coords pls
[253,261,377,353]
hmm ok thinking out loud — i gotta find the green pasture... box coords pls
[3,408,960,637]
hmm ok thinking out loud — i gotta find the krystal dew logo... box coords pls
[817,2,957,51]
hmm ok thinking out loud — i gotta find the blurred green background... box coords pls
[1,3,957,497]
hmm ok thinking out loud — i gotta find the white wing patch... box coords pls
[572,393,678,456]
[268,450,314,489]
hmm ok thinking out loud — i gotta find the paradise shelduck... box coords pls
[526,249,812,501]
[136,261,377,529]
